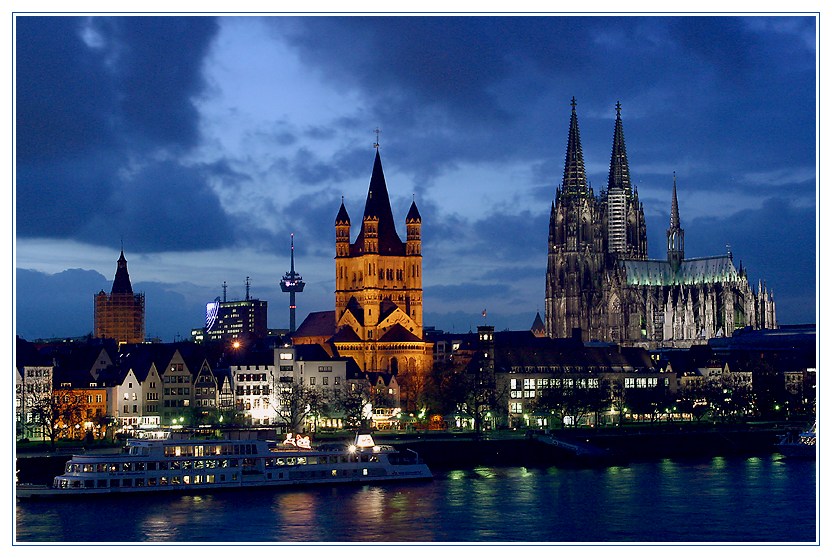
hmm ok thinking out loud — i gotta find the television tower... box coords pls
[280,233,305,333]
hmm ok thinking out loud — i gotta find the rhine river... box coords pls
[15,455,816,544]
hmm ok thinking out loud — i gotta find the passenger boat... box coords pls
[777,422,817,459]
[16,431,431,500]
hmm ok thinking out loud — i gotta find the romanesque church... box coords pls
[545,98,776,348]
[293,148,433,376]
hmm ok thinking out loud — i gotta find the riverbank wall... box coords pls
[16,426,786,484]
[395,427,783,470]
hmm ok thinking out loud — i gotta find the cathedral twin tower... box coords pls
[545,98,776,347]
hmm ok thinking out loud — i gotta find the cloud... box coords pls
[15,16,223,252]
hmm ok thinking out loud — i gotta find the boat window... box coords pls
[84,480,94,488]
[297,457,306,465]
[97,479,107,488]
[122,463,132,472]
[110,479,119,488]
[123,479,133,487]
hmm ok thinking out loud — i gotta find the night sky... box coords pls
[13,12,818,342]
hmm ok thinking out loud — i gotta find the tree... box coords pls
[531,377,609,428]
[30,388,85,449]
[625,384,675,423]
[675,383,712,422]
[334,388,370,430]
[272,381,317,432]
[397,366,433,412]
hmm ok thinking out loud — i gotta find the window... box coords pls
[323,377,329,386]
[309,377,316,386]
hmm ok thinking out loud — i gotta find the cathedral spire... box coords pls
[561,96,589,196]
[670,172,681,230]
[607,101,632,197]
[667,172,685,271]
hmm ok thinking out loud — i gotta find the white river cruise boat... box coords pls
[16,431,431,500]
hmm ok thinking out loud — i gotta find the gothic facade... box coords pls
[545,98,776,348]
[330,148,433,375]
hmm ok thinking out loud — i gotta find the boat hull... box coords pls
[16,434,432,500]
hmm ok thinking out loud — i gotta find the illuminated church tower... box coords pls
[94,250,145,344]
[545,97,606,340]
[332,146,432,375]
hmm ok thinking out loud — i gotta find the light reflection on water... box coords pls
[15,455,816,543]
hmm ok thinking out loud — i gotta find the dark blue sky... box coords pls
[14,14,818,341]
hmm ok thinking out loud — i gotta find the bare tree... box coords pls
[334,388,369,430]
[271,381,315,432]
[30,388,85,449]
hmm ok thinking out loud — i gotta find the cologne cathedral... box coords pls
[545,98,776,348]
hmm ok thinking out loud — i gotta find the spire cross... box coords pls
[570,96,577,111]
[373,127,381,149]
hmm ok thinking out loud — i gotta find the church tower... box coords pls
[545,98,606,340]
[604,102,647,260]
[333,146,432,376]
[667,173,685,272]
[94,249,145,344]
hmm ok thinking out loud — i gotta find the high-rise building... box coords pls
[94,250,145,344]
[545,98,776,348]
[196,278,268,343]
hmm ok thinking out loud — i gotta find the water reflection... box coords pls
[16,456,816,543]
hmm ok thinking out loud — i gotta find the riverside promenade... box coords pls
[15,423,791,484]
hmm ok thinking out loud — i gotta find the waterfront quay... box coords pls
[15,423,790,485]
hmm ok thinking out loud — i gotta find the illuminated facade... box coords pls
[197,288,268,343]
[94,250,145,344]
[545,99,776,348]
[331,148,433,376]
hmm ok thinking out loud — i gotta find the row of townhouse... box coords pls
[15,337,402,437]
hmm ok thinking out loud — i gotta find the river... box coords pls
[14,454,816,543]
